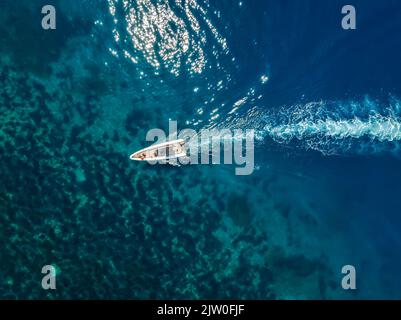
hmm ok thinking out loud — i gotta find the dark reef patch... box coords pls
[226,193,253,227]
[125,107,152,137]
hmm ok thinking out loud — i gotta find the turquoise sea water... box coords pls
[1,0,401,299]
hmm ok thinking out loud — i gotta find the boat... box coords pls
[130,139,186,161]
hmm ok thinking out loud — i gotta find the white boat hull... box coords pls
[130,139,186,161]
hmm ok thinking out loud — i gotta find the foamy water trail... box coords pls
[265,116,401,142]
[205,96,401,156]
[264,99,401,156]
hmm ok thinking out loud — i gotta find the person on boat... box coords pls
[174,143,183,154]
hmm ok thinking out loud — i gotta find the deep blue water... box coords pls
[1,0,401,299]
